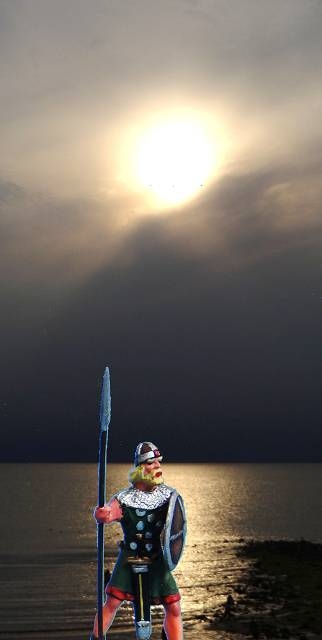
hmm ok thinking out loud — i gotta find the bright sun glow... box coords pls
[134,119,217,207]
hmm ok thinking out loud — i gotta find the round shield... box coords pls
[163,491,187,571]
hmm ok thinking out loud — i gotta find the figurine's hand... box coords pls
[94,505,112,523]
[93,499,123,523]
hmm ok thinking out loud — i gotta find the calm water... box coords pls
[0,463,322,639]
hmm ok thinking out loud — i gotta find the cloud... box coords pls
[0,179,136,291]
[1,0,322,461]
[1,0,321,199]
[118,149,322,275]
[1,131,321,299]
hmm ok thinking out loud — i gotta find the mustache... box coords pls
[143,469,163,484]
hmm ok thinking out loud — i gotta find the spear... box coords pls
[97,367,111,640]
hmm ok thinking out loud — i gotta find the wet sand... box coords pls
[1,540,322,640]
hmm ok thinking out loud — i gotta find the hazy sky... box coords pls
[1,0,321,462]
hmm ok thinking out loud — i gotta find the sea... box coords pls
[0,463,322,640]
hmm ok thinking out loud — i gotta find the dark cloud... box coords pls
[2,231,321,462]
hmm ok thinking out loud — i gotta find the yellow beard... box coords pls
[128,464,163,487]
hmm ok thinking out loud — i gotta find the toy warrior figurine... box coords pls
[90,441,186,640]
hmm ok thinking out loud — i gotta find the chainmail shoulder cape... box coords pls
[114,484,175,509]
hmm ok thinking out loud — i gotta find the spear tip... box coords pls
[100,367,111,432]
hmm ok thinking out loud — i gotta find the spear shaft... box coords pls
[97,367,111,640]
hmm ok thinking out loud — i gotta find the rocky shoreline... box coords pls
[194,539,322,639]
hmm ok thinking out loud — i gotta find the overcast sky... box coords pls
[1,0,321,462]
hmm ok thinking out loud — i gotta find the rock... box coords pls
[222,594,235,617]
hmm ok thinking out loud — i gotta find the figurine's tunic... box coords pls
[106,484,180,604]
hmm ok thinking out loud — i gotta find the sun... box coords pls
[133,118,217,207]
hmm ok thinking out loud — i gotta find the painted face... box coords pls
[142,458,163,485]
